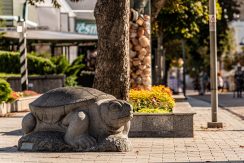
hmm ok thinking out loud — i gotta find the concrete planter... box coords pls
[11,95,40,112]
[0,102,11,117]
[0,95,39,117]
[129,95,195,137]
[6,75,65,93]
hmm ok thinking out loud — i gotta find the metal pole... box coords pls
[18,19,28,91]
[208,0,222,128]
[182,40,186,97]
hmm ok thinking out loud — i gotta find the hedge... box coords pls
[0,51,55,75]
[0,79,12,103]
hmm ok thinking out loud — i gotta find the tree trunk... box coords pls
[93,0,130,100]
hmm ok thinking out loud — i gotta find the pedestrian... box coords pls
[234,66,243,98]
[217,72,224,92]
[199,70,209,95]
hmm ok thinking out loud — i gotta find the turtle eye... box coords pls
[109,101,122,112]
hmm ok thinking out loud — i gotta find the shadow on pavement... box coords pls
[187,97,211,108]
[0,129,23,136]
[0,146,18,153]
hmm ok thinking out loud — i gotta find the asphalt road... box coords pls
[187,91,244,120]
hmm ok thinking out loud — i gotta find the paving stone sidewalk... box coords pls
[0,97,243,163]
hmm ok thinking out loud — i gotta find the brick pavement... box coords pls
[0,97,243,163]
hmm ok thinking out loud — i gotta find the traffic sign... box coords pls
[209,15,216,23]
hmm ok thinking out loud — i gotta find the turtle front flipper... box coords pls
[22,113,36,134]
[62,110,96,150]
[88,135,132,152]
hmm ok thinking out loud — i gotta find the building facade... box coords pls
[1,0,98,63]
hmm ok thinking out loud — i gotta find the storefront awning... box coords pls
[3,30,98,41]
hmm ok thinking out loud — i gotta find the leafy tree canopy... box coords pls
[154,0,221,40]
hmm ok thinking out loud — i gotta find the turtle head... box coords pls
[100,99,133,130]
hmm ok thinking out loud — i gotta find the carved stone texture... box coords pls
[18,87,133,152]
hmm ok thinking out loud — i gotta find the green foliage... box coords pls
[0,79,12,103]
[129,85,175,113]
[64,55,85,86]
[153,0,218,40]
[0,51,55,75]
[65,55,85,76]
[51,56,69,74]
[0,73,20,78]
[157,0,240,78]
[0,73,40,79]
[65,75,78,86]
[28,55,56,74]
[0,1,5,38]
[30,51,52,58]
[186,0,240,77]
[153,0,221,81]
[223,55,235,71]
[0,51,19,73]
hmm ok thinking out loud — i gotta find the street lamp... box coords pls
[207,0,223,128]
[181,40,186,97]
[18,0,29,91]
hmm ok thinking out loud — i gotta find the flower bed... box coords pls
[0,80,40,116]
[0,95,40,116]
[129,85,175,113]
[129,86,195,138]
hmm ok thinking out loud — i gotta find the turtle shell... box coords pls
[29,87,115,124]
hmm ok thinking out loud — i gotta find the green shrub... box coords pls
[51,56,69,74]
[0,79,12,103]
[0,51,55,75]
[28,55,55,74]
[65,75,78,86]
[0,51,19,73]
[129,85,175,113]
[65,55,85,76]
[29,51,51,58]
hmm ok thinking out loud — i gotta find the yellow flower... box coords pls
[129,85,175,113]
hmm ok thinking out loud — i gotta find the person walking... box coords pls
[218,72,224,92]
[234,66,243,98]
[199,70,209,95]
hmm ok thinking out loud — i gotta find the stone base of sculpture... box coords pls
[18,87,133,152]
[18,131,132,152]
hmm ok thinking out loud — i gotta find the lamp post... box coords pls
[181,40,186,97]
[207,0,223,128]
[18,1,28,91]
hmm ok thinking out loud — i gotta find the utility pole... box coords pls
[207,0,223,128]
[181,40,186,97]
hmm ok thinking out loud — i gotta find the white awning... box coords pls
[3,30,98,41]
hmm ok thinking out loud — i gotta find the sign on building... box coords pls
[76,20,97,35]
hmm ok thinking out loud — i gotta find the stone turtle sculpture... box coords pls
[18,87,133,152]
